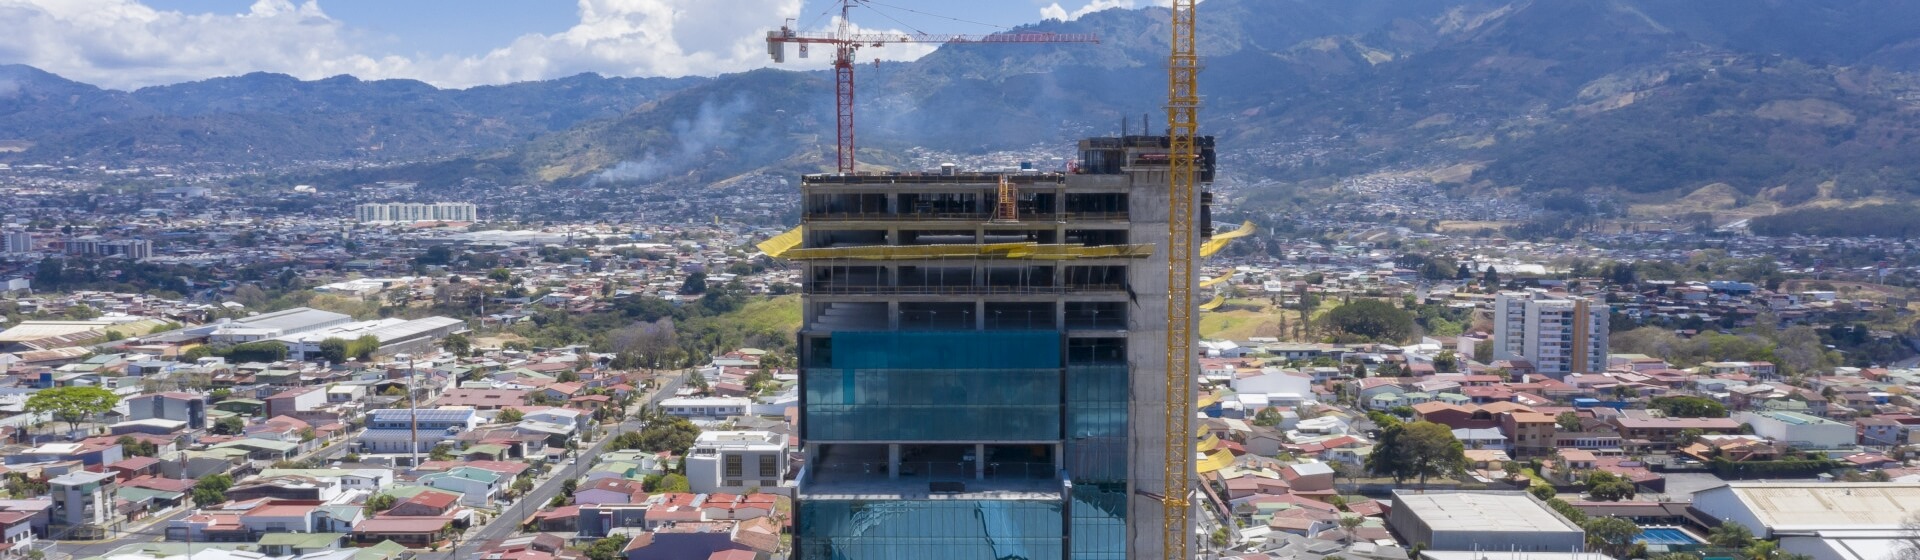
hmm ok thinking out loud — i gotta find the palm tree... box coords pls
[1709,523,1755,549]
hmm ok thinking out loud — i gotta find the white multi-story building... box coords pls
[685,431,791,495]
[355,202,477,223]
[1493,290,1608,377]
[100,239,152,261]
[357,409,481,459]
[2,231,33,254]
[50,470,118,534]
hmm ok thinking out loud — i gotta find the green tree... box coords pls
[183,345,214,361]
[1251,407,1285,427]
[1546,498,1588,524]
[443,333,472,357]
[212,416,247,435]
[193,474,235,507]
[1556,412,1584,432]
[1585,471,1637,501]
[497,408,525,423]
[583,536,630,560]
[1651,396,1728,418]
[615,415,701,454]
[26,386,121,434]
[352,335,381,360]
[487,268,513,283]
[364,493,398,514]
[116,435,158,457]
[654,473,691,493]
[1707,523,1755,549]
[1432,351,1459,373]
[678,271,708,295]
[1323,299,1416,343]
[1583,516,1643,559]
[1367,421,1467,486]
[1528,484,1557,501]
[429,443,455,462]
[317,338,354,364]
[226,341,288,362]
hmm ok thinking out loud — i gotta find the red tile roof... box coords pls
[400,490,459,510]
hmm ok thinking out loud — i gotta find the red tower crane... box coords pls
[766,1,1098,173]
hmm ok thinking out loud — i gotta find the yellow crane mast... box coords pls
[1164,0,1200,558]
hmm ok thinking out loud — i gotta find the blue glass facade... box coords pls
[798,499,1066,560]
[1064,364,1128,481]
[805,367,1062,441]
[804,331,1064,442]
[1068,483,1129,560]
[798,328,1132,557]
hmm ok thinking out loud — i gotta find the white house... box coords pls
[418,467,504,507]
[685,431,792,496]
[658,397,751,418]
[1231,368,1313,402]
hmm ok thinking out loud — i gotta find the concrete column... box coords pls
[975,444,986,480]
[888,444,901,480]
[976,300,987,330]
[887,301,900,330]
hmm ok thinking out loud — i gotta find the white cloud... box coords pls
[1040,0,1136,22]
[0,0,939,90]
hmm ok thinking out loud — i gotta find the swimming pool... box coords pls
[1636,527,1701,546]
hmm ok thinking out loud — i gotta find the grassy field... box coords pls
[710,294,803,342]
[1199,296,1338,341]
[1200,308,1285,340]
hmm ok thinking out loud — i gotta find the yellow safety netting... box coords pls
[1198,292,1226,311]
[1199,220,1255,257]
[1199,273,1234,288]
[756,226,804,257]
[1197,433,1222,452]
[1196,448,1235,474]
[776,242,1156,261]
[1196,390,1220,410]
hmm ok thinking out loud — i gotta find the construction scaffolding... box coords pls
[779,242,1156,261]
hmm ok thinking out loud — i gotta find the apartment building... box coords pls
[355,202,477,223]
[1493,290,1609,378]
[50,470,119,537]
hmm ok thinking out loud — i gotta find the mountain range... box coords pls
[5,0,1920,214]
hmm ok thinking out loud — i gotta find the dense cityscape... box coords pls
[6,1,1920,560]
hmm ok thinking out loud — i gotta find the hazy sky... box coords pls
[1,0,1144,90]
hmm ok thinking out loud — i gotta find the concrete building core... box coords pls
[790,136,1213,559]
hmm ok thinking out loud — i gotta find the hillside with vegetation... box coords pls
[8,0,1920,220]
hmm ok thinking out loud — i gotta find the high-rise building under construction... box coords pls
[783,135,1213,559]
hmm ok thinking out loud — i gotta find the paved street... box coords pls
[50,508,191,560]
[414,418,645,560]
[417,369,687,560]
